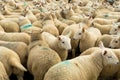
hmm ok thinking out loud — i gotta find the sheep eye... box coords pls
[115,29,117,31]
[79,33,81,35]
[62,42,65,44]
[108,56,112,58]
[115,41,118,43]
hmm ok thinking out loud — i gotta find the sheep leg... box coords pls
[16,72,24,80]
[72,49,75,58]
[13,68,24,80]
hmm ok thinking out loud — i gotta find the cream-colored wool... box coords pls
[0,20,20,32]
[55,10,76,25]
[52,12,68,35]
[0,46,27,80]
[0,61,9,80]
[96,14,120,19]
[62,7,84,23]
[81,47,120,80]
[109,22,120,35]
[32,20,43,28]
[19,16,43,41]
[40,32,71,60]
[109,35,120,49]
[22,8,37,23]
[44,42,119,80]
[27,40,61,80]
[0,25,4,32]
[93,18,117,25]
[62,23,83,58]
[73,27,101,52]
[42,14,59,37]
[0,41,28,66]
[95,34,116,48]
[0,31,31,45]
[93,22,113,34]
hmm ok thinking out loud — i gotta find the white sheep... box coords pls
[40,32,71,60]
[109,35,120,49]
[0,25,4,32]
[95,34,117,48]
[0,40,28,66]
[109,22,120,35]
[0,31,31,45]
[0,46,27,80]
[80,47,120,80]
[27,40,61,80]
[62,22,89,58]
[93,22,113,34]
[51,12,68,35]
[73,27,101,52]
[93,18,117,25]
[42,13,59,36]
[0,61,9,80]
[0,19,20,32]
[44,41,119,80]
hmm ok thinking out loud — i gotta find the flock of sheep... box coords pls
[0,0,120,80]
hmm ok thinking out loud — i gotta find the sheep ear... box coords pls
[57,36,61,40]
[82,27,86,33]
[66,31,72,37]
[98,41,105,49]
[118,25,120,28]
[102,50,107,55]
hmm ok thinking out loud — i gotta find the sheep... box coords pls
[0,19,20,32]
[32,20,43,28]
[42,13,59,36]
[22,7,37,23]
[0,4,21,16]
[109,22,120,35]
[95,34,117,48]
[40,32,71,60]
[62,23,85,58]
[61,6,84,23]
[0,61,9,80]
[0,40,28,66]
[93,18,117,25]
[61,16,92,56]
[73,27,101,52]
[44,41,119,80]
[109,35,120,49]
[0,31,31,45]
[27,40,61,80]
[0,46,27,80]
[51,12,68,35]
[93,22,116,34]
[80,46,120,80]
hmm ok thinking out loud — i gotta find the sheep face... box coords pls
[73,24,85,40]
[57,35,71,50]
[101,49,119,66]
[109,23,120,35]
[109,36,120,49]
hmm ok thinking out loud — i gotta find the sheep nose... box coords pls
[72,38,76,40]
[117,62,119,64]
[68,49,71,53]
